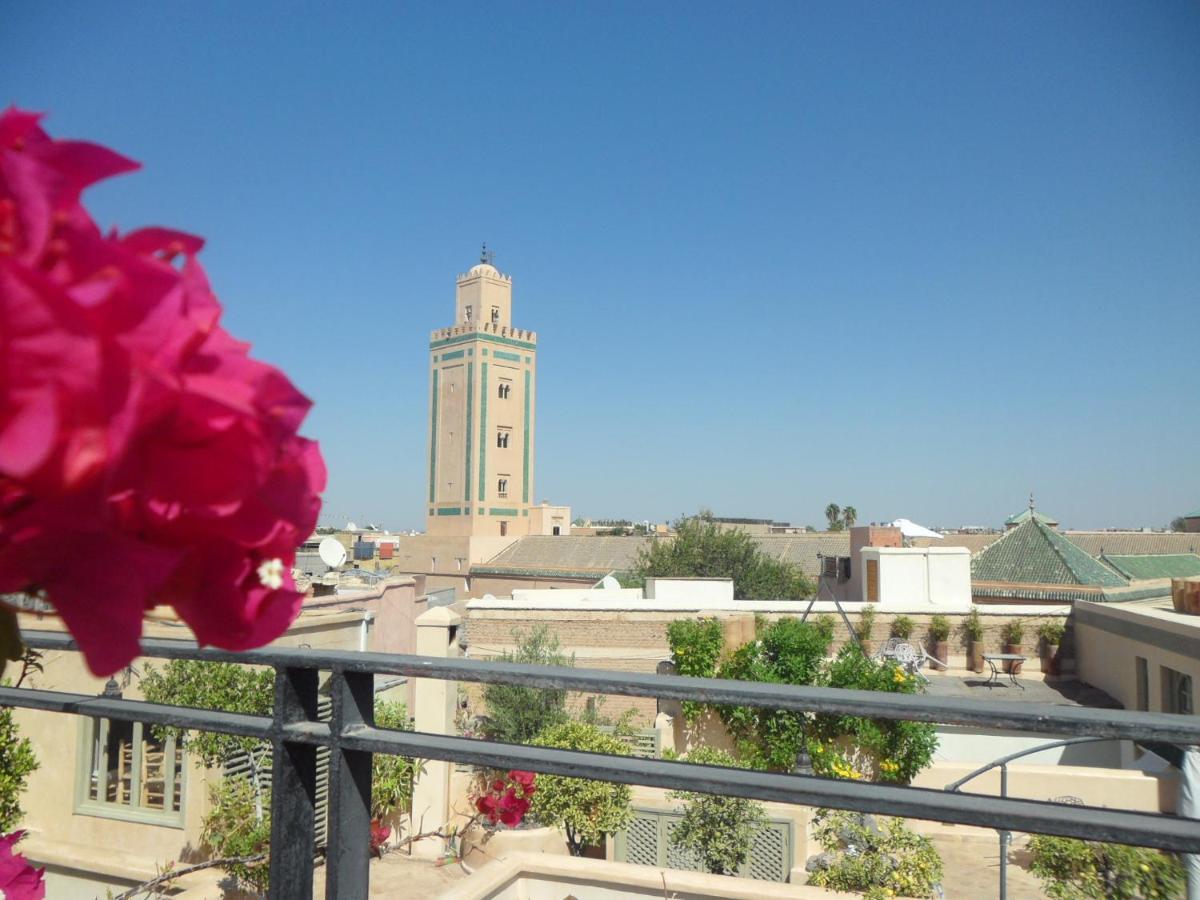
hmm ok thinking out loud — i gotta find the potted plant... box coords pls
[963,607,985,673]
[1037,620,1066,676]
[858,605,876,656]
[1001,619,1025,674]
[890,616,914,640]
[927,615,950,668]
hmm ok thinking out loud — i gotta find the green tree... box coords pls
[1170,516,1187,532]
[141,660,275,765]
[481,625,573,744]
[842,506,857,529]
[808,809,943,899]
[825,504,842,531]
[529,722,634,855]
[634,514,812,600]
[1028,835,1184,899]
[667,747,767,875]
[0,703,37,832]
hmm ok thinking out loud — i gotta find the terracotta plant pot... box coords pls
[1004,643,1023,674]
[931,640,949,668]
[968,641,985,673]
[1041,644,1060,675]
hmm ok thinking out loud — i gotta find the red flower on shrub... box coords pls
[0,108,325,674]
[0,831,45,900]
[474,770,537,827]
[369,819,391,858]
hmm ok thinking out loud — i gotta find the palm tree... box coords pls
[842,506,857,529]
[825,503,842,531]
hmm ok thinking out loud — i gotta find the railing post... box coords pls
[268,666,319,900]
[326,669,374,900]
[998,763,1009,900]
[411,606,462,857]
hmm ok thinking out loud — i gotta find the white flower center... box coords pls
[257,558,284,590]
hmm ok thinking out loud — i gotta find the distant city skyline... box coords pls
[6,3,1197,531]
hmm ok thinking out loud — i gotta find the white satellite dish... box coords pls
[600,575,621,590]
[482,594,497,603]
[318,537,348,568]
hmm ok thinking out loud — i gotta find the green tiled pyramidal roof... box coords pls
[973,519,1127,587]
[1004,508,1059,527]
[1100,554,1200,581]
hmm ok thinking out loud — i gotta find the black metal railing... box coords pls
[2,629,1199,899]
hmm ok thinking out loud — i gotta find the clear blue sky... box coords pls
[5,3,1198,531]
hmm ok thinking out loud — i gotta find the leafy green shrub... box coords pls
[716,618,832,770]
[810,646,938,783]
[1001,619,1025,645]
[713,622,937,781]
[0,701,37,832]
[890,615,914,639]
[814,614,836,643]
[667,747,767,875]
[962,606,984,642]
[1028,834,1184,899]
[927,615,950,642]
[202,777,271,894]
[858,605,876,642]
[634,514,812,599]
[1038,619,1066,646]
[481,625,573,745]
[807,809,943,899]
[529,722,634,855]
[372,699,423,820]
[666,619,725,721]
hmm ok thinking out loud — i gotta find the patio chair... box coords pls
[874,638,930,682]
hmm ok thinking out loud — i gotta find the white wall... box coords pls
[860,547,971,612]
[509,587,645,605]
[933,726,1124,767]
[644,578,735,603]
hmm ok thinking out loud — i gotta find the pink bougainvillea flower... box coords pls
[474,771,536,827]
[0,107,325,675]
[0,831,45,900]
[508,770,536,792]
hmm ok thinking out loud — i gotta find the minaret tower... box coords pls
[426,247,537,536]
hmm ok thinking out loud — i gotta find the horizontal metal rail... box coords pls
[5,629,1200,899]
[23,630,1200,744]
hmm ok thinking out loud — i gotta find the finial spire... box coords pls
[480,242,488,264]
[1029,492,1035,513]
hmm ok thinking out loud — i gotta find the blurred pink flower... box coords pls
[0,108,325,674]
[0,831,45,900]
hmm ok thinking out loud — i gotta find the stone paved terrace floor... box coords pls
[934,833,1049,899]
[309,850,468,898]
[921,671,1120,708]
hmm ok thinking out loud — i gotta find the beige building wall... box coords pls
[427,260,538,538]
[1075,599,1200,717]
[12,609,367,898]
[529,502,572,536]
